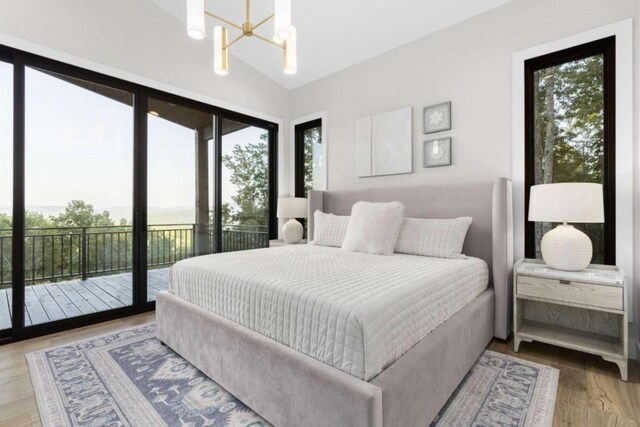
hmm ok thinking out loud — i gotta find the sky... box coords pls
[0,64,267,223]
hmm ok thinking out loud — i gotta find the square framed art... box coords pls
[423,137,451,167]
[423,101,451,134]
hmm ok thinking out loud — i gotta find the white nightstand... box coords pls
[513,258,628,381]
[269,239,307,247]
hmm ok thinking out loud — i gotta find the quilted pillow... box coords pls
[311,210,350,247]
[395,217,473,259]
[341,201,404,255]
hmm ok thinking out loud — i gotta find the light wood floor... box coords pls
[0,312,637,426]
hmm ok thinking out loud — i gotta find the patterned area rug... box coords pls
[431,351,558,426]
[27,323,558,426]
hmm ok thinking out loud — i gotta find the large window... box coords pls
[294,118,323,198]
[524,37,615,265]
[0,43,278,342]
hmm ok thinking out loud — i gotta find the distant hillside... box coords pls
[0,206,195,225]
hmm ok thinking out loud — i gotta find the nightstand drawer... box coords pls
[517,276,623,310]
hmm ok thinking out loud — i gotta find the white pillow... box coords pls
[395,217,473,259]
[311,210,350,247]
[341,201,404,255]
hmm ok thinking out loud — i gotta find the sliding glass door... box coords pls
[146,97,216,301]
[23,67,135,325]
[0,43,277,342]
[0,60,12,336]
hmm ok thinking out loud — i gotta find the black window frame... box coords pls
[294,118,322,198]
[0,43,278,344]
[524,36,616,264]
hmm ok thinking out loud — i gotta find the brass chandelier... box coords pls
[186,0,297,76]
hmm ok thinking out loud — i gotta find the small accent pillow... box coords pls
[395,217,473,259]
[341,201,405,255]
[311,210,350,247]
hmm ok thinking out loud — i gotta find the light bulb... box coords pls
[187,0,205,39]
[283,26,297,74]
[274,0,292,41]
[214,26,228,75]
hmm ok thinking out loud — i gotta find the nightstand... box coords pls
[269,239,307,247]
[513,258,628,381]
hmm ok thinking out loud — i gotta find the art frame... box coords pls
[423,101,451,134]
[423,137,452,168]
[356,106,412,177]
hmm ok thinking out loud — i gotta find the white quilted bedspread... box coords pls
[168,245,488,380]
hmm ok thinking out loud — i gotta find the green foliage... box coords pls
[221,132,269,226]
[534,55,604,185]
[302,127,321,197]
[51,200,120,228]
[0,213,10,230]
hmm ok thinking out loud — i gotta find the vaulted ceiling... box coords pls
[150,0,512,89]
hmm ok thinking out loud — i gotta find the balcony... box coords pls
[0,223,268,329]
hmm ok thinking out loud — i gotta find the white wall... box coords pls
[0,0,291,195]
[289,0,639,348]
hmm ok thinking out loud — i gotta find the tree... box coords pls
[221,132,269,226]
[302,127,321,197]
[51,200,117,228]
[0,213,10,230]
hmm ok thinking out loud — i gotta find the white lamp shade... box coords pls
[283,26,297,74]
[274,0,292,40]
[528,183,604,223]
[277,197,307,218]
[213,26,228,75]
[187,0,205,39]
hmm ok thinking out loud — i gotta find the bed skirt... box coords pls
[156,289,494,427]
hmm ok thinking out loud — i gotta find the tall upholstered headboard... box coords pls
[307,177,513,339]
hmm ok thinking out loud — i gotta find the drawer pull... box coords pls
[559,279,571,285]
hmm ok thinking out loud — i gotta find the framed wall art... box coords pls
[356,106,412,177]
[423,137,451,167]
[423,101,451,134]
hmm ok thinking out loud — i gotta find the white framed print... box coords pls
[423,101,451,134]
[356,107,412,177]
[423,137,451,167]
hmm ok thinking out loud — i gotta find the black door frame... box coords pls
[523,36,616,264]
[293,118,322,198]
[0,43,279,344]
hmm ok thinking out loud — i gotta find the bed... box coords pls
[156,177,513,427]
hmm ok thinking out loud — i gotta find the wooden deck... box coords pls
[0,268,169,329]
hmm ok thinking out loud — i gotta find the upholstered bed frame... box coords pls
[156,177,513,427]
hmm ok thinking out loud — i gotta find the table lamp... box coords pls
[528,183,604,271]
[277,197,308,243]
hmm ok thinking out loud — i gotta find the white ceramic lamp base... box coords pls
[540,224,592,271]
[282,218,304,243]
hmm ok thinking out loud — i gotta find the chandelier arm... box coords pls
[204,11,243,31]
[225,34,245,50]
[253,32,285,49]
[252,13,275,30]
